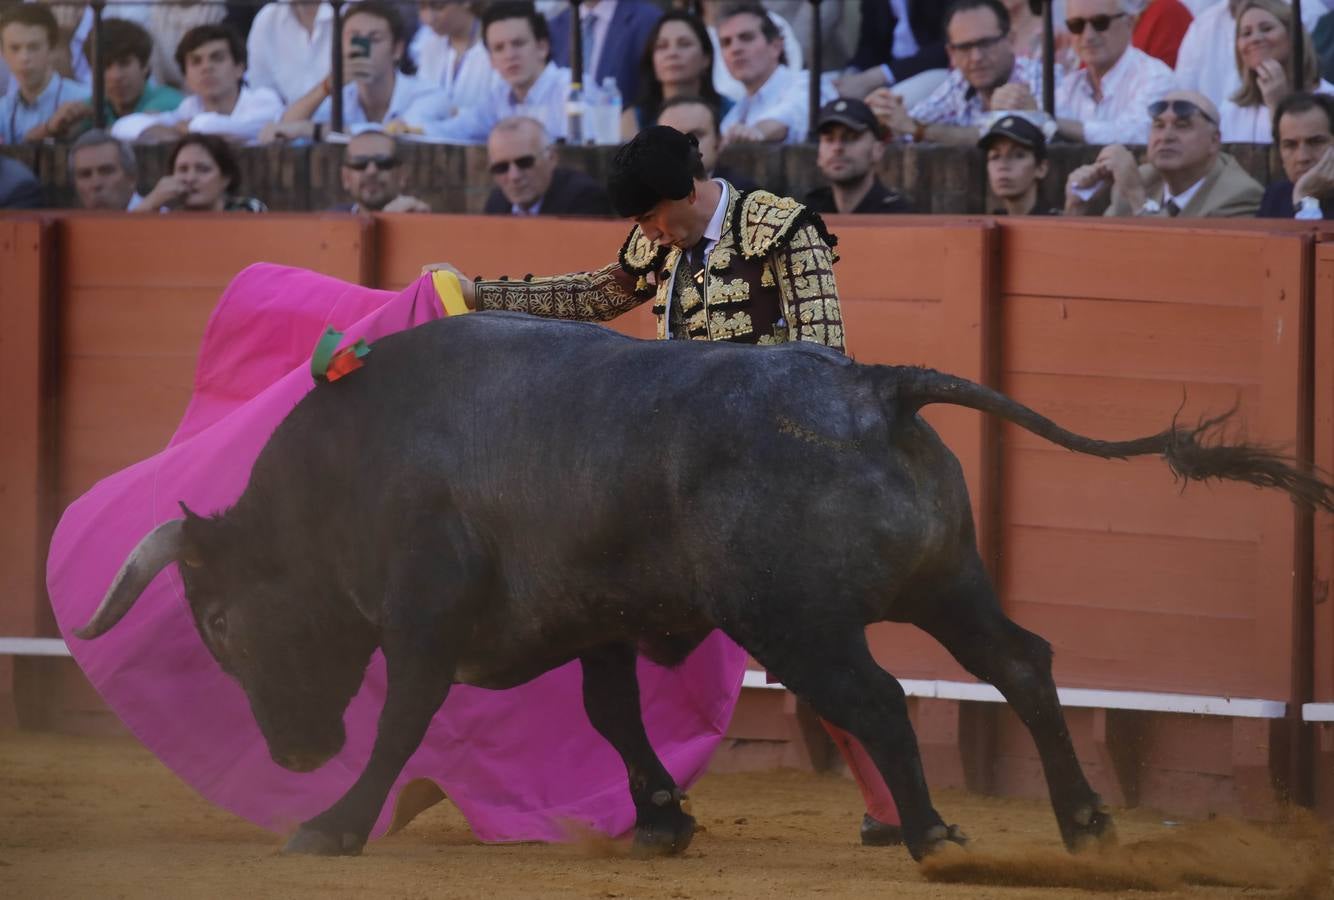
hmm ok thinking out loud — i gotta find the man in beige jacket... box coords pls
[1064,89,1263,217]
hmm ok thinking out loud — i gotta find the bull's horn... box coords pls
[74,519,186,639]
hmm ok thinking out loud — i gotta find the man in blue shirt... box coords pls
[0,4,91,144]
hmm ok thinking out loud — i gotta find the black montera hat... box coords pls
[978,115,1048,159]
[607,125,700,218]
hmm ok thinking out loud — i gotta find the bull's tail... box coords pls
[883,365,1334,513]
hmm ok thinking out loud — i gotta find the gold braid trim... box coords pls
[618,225,668,277]
[738,191,808,260]
[474,264,644,322]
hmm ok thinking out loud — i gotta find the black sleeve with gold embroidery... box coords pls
[474,262,649,322]
[772,223,845,352]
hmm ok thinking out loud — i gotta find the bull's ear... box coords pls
[178,502,207,568]
[74,518,187,639]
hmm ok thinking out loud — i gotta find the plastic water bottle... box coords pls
[600,76,622,144]
[566,80,586,145]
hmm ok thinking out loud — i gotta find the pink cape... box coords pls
[46,264,747,842]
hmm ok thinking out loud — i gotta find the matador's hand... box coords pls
[421,262,476,309]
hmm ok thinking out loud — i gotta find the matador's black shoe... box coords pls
[860,813,904,846]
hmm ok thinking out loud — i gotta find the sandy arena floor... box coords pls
[1,731,1330,899]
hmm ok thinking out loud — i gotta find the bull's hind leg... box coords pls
[579,642,695,855]
[910,560,1115,852]
[734,625,964,861]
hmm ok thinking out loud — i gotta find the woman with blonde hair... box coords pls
[1219,0,1333,143]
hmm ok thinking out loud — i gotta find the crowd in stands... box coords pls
[4,0,1334,221]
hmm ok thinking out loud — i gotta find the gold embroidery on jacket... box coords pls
[710,278,750,305]
[739,191,805,259]
[708,310,754,341]
[475,263,642,321]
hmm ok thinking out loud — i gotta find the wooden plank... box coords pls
[1315,244,1334,702]
[1000,219,1268,306]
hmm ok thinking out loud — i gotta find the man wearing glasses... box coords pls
[1053,0,1174,145]
[1063,90,1262,217]
[866,0,1044,145]
[334,126,431,213]
[483,116,611,216]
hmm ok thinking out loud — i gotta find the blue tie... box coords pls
[581,12,596,76]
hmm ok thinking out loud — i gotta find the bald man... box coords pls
[1064,89,1263,218]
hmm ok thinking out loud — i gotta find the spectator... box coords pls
[803,98,914,214]
[980,114,1059,215]
[411,0,492,117]
[838,0,947,100]
[135,132,267,212]
[1219,0,1333,143]
[145,1,228,90]
[655,95,756,190]
[1065,89,1263,217]
[624,11,730,136]
[547,0,663,106]
[421,1,572,144]
[69,128,142,209]
[1053,0,1175,144]
[112,24,283,143]
[61,19,183,128]
[269,1,440,142]
[1133,0,1194,68]
[1259,91,1334,218]
[0,3,91,144]
[246,0,335,105]
[483,116,612,215]
[1175,0,1324,109]
[702,3,802,104]
[717,2,806,144]
[334,126,431,212]
[0,153,41,207]
[867,0,1045,146]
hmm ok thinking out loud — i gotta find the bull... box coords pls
[75,311,1334,860]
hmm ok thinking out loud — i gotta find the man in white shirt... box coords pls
[411,0,492,118]
[717,2,807,144]
[1175,0,1324,108]
[265,0,442,142]
[1053,0,1175,144]
[245,0,335,105]
[110,24,283,143]
[419,1,571,145]
[1064,89,1262,217]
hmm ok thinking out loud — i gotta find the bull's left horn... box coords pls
[75,519,186,639]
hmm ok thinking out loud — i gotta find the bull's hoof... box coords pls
[1065,800,1117,853]
[631,812,696,857]
[860,813,904,847]
[282,826,365,856]
[909,824,969,861]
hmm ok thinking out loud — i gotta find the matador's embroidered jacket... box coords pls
[474,185,845,350]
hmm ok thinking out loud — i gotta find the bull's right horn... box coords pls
[74,519,187,639]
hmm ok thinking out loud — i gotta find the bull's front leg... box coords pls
[580,642,696,855]
[284,628,454,856]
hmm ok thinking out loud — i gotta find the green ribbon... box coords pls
[310,326,371,382]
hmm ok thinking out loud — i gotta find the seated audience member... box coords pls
[700,3,802,103]
[112,24,283,143]
[1220,0,1334,142]
[483,116,612,215]
[145,0,227,89]
[1176,0,1324,109]
[1054,0,1175,145]
[63,19,183,128]
[69,128,142,210]
[1005,0,1075,63]
[1133,0,1193,68]
[246,0,335,105]
[421,2,572,144]
[655,95,756,190]
[837,0,947,100]
[804,98,913,214]
[334,126,431,212]
[980,114,1059,215]
[626,11,731,136]
[1065,90,1262,217]
[0,153,42,207]
[268,1,440,142]
[411,0,492,117]
[547,0,663,105]
[717,3,806,144]
[0,3,91,144]
[1259,91,1334,218]
[136,133,267,212]
[868,0,1044,146]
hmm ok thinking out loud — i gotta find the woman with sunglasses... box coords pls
[622,11,731,138]
[135,133,267,213]
[1218,0,1334,143]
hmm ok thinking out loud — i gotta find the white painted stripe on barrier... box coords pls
[741,670,1285,718]
[1304,703,1334,723]
[0,638,71,657]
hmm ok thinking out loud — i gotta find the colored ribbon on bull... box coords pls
[431,269,471,317]
[310,326,371,383]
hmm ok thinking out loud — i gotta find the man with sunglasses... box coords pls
[1053,0,1174,145]
[866,0,1045,146]
[1065,90,1262,217]
[483,116,611,216]
[334,126,431,213]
